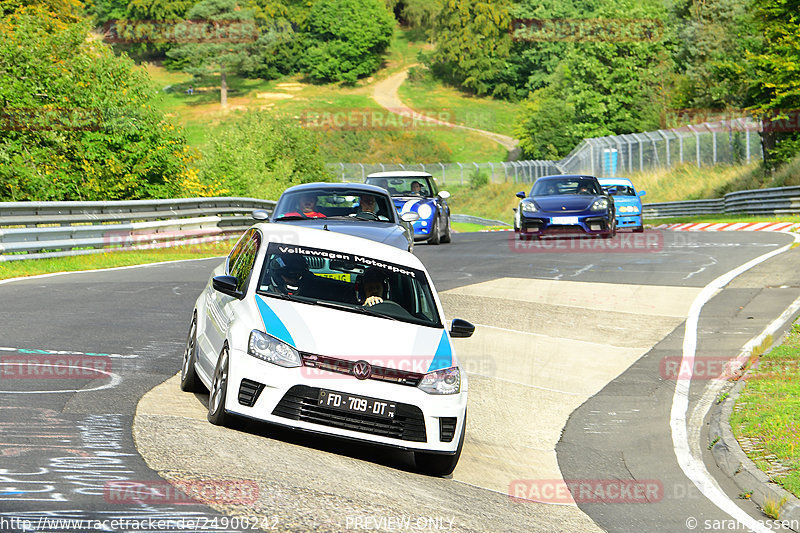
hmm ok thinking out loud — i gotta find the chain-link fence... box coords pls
[327,117,764,184]
[560,117,762,176]
[326,160,561,186]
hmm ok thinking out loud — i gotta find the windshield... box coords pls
[530,178,601,196]
[273,188,395,222]
[366,176,434,197]
[257,242,442,328]
[602,185,637,196]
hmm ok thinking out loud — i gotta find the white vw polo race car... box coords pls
[181,224,475,476]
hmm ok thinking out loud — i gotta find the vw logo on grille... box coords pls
[353,360,372,380]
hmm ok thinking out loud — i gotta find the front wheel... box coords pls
[633,226,644,233]
[207,346,230,426]
[414,413,465,477]
[427,217,441,245]
[440,216,451,243]
[180,314,203,393]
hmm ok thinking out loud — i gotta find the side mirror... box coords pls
[450,318,475,338]
[401,212,420,222]
[252,209,270,221]
[212,275,244,299]
[516,191,526,199]
[638,190,647,197]
[438,190,451,200]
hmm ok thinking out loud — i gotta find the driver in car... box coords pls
[353,194,388,221]
[410,181,424,195]
[361,267,388,307]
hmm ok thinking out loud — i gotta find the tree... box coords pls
[0,5,200,201]
[166,0,258,106]
[426,0,513,97]
[746,0,800,169]
[300,0,394,83]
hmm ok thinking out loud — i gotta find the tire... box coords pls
[633,226,644,233]
[427,217,441,245]
[602,218,616,239]
[180,314,204,393]
[207,346,230,426]
[414,412,466,477]
[440,216,451,243]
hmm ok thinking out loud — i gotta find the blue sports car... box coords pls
[513,175,616,240]
[598,177,646,232]
[366,171,452,245]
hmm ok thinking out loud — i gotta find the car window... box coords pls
[228,229,261,294]
[531,178,601,196]
[366,177,434,197]
[603,185,637,196]
[257,242,442,328]
[273,189,395,222]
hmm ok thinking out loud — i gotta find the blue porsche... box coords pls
[513,175,616,240]
[366,171,452,245]
[598,177,646,232]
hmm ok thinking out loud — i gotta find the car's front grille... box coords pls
[300,353,424,387]
[272,385,427,442]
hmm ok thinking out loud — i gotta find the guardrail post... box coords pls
[687,125,701,167]
[488,162,495,182]
[358,163,364,181]
[439,162,445,184]
[457,162,463,185]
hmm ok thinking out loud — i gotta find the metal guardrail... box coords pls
[0,197,276,262]
[451,214,510,226]
[643,186,800,219]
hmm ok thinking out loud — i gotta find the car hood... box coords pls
[273,219,407,249]
[393,197,436,219]
[533,195,598,213]
[255,295,454,373]
[612,196,641,207]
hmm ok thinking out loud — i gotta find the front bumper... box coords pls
[615,214,642,229]
[520,213,613,236]
[225,348,467,453]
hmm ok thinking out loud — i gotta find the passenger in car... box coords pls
[284,193,326,218]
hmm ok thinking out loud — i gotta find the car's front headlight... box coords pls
[590,198,609,212]
[418,367,461,395]
[619,205,640,214]
[521,202,538,213]
[248,330,301,368]
[417,203,433,219]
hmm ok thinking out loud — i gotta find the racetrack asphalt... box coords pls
[1,229,798,532]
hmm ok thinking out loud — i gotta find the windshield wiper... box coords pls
[274,215,308,221]
[258,291,318,305]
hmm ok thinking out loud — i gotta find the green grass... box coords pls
[0,240,234,281]
[731,323,800,499]
[398,70,519,138]
[451,222,510,233]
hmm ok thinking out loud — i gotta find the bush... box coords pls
[0,5,197,201]
[197,111,331,200]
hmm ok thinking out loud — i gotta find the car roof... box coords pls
[536,174,599,181]
[282,182,390,196]
[597,177,635,186]
[367,171,433,179]
[254,223,424,270]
